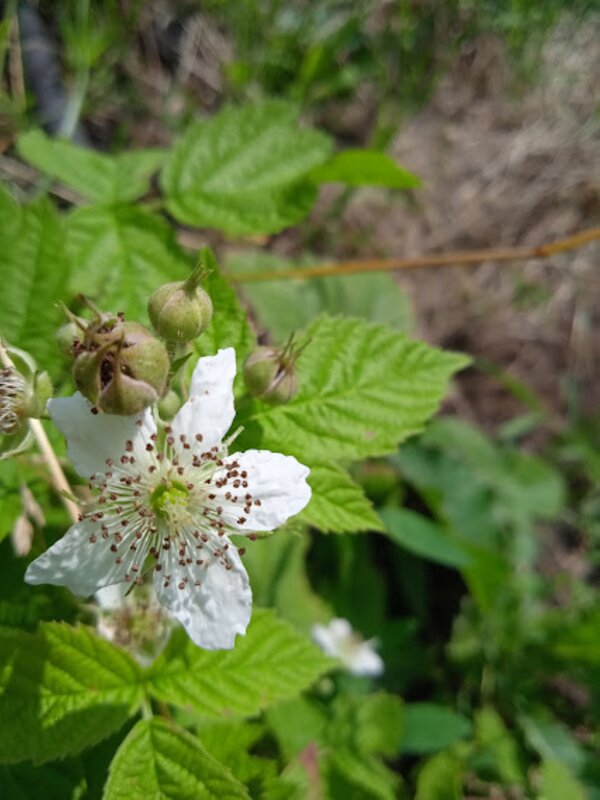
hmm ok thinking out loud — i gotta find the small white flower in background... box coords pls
[94,584,173,666]
[312,618,384,677]
[25,348,311,650]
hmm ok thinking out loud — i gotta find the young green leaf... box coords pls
[401,704,471,755]
[0,623,143,764]
[380,507,472,568]
[148,609,332,718]
[17,129,165,204]
[103,718,250,800]
[161,102,332,235]
[300,462,384,533]
[66,205,189,321]
[237,316,469,463]
[310,149,421,189]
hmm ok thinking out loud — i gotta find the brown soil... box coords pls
[327,19,600,431]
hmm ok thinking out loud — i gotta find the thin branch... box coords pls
[0,343,79,524]
[231,227,600,284]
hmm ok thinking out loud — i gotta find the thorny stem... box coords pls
[0,342,80,524]
[231,227,600,284]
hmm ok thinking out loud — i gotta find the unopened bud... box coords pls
[73,320,169,415]
[55,319,85,357]
[148,264,213,343]
[0,344,52,459]
[243,345,298,405]
[157,389,181,420]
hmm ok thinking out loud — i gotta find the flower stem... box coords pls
[0,343,80,524]
[231,226,600,284]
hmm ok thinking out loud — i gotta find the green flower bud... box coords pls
[73,321,170,415]
[55,320,85,357]
[157,389,181,420]
[243,345,298,405]
[148,274,213,344]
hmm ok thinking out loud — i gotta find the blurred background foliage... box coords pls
[0,0,599,798]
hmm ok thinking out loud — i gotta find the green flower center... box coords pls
[150,480,189,519]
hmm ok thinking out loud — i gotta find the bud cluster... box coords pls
[60,308,170,416]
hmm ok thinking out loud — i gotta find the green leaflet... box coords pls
[0,623,143,764]
[236,316,469,462]
[401,704,472,755]
[300,462,383,534]
[147,609,332,718]
[161,102,332,235]
[103,718,250,800]
[0,191,69,371]
[310,149,421,189]
[380,507,472,568]
[66,205,189,321]
[18,129,165,205]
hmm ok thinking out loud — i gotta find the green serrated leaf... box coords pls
[0,623,143,764]
[190,269,255,393]
[401,704,472,755]
[66,205,189,321]
[0,193,69,370]
[148,609,332,718]
[18,129,165,204]
[380,507,472,568]
[237,316,469,463]
[300,462,383,533]
[310,149,421,189]
[161,102,332,235]
[104,718,250,800]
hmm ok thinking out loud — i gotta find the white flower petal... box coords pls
[24,520,129,596]
[349,643,385,677]
[154,547,251,650]
[48,393,156,478]
[171,349,236,451]
[219,450,311,532]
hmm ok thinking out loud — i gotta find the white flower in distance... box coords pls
[25,348,311,650]
[312,618,384,677]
